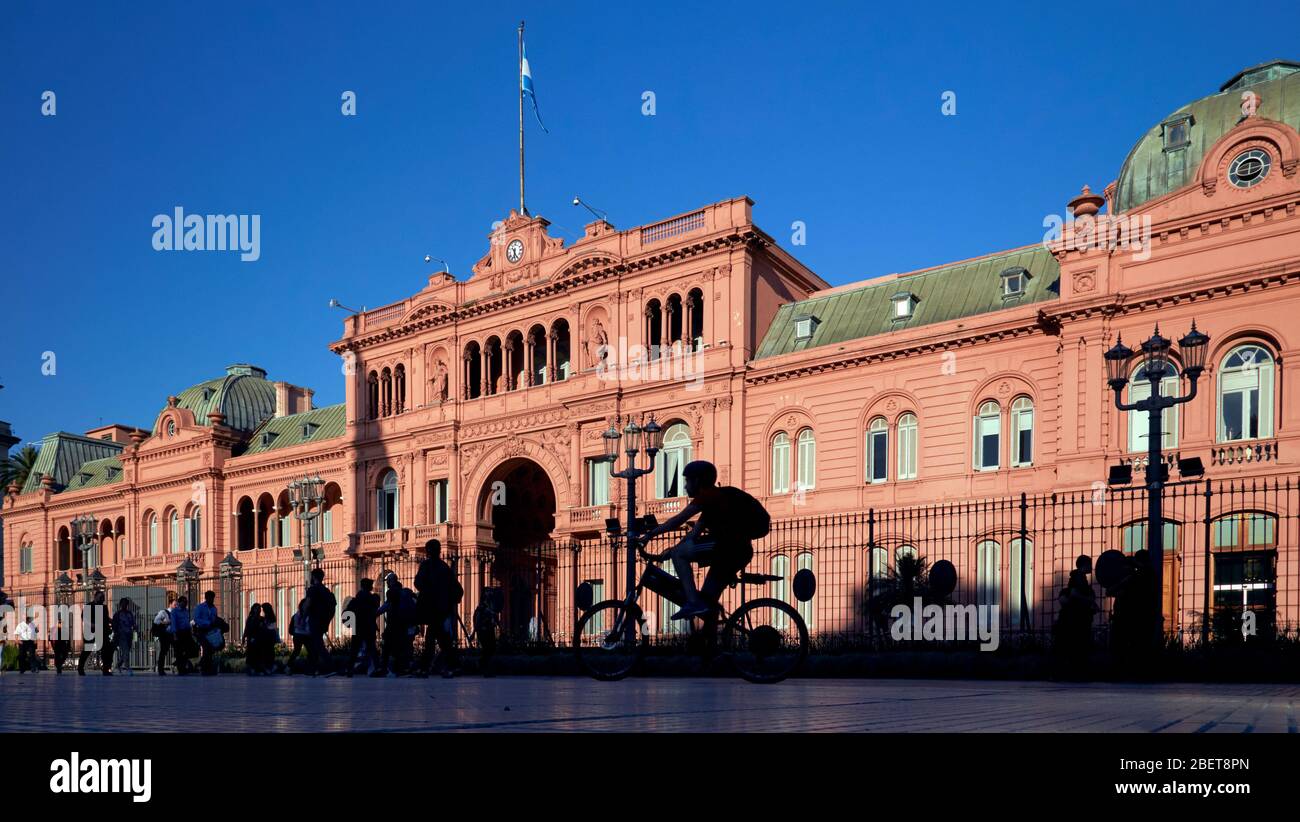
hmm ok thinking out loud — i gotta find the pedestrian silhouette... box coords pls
[344,577,380,677]
[304,568,337,675]
[77,591,113,676]
[414,539,462,678]
[1052,555,1098,679]
[473,587,502,677]
[242,603,265,674]
[376,572,417,677]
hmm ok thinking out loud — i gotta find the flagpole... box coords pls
[518,20,526,216]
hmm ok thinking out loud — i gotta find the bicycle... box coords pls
[573,537,811,684]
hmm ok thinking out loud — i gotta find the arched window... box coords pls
[551,320,571,381]
[1129,362,1179,451]
[769,555,790,629]
[1218,345,1275,442]
[1121,519,1179,554]
[866,417,888,484]
[1009,537,1033,627]
[115,517,127,558]
[377,470,399,530]
[897,413,918,480]
[645,299,663,360]
[168,510,180,554]
[869,546,889,580]
[796,551,814,631]
[235,497,255,551]
[973,401,1000,471]
[148,514,159,556]
[464,342,482,399]
[895,544,917,575]
[687,288,705,351]
[770,432,790,494]
[1010,397,1034,468]
[976,539,1001,632]
[366,371,379,419]
[796,429,816,491]
[380,367,392,417]
[655,423,692,499]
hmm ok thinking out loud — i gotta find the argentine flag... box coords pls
[521,43,549,133]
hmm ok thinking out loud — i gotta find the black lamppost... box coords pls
[600,415,663,643]
[71,513,98,580]
[1104,322,1209,634]
[289,475,325,588]
[219,552,243,637]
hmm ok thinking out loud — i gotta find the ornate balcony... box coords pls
[1212,439,1280,466]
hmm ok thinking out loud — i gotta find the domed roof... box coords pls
[158,363,277,434]
[1114,60,1300,213]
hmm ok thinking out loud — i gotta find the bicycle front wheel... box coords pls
[573,600,647,681]
[721,598,809,684]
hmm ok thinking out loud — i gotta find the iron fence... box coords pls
[9,473,1297,670]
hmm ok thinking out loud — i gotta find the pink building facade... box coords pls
[6,61,1300,643]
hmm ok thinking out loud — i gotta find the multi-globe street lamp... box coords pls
[289,474,326,588]
[1103,322,1209,635]
[600,415,664,643]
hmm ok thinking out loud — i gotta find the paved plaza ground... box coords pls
[2,674,1298,732]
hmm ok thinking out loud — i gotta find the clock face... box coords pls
[506,239,524,264]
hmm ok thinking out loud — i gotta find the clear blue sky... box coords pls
[3,1,1298,448]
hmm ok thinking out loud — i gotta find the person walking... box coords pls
[15,614,38,673]
[78,591,114,676]
[112,598,138,675]
[51,609,71,675]
[304,568,336,676]
[376,573,416,677]
[242,603,265,675]
[169,596,195,675]
[472,588,501,677]
[344,578,380,677]
[285,599,312,674]
[193,590,223,676]
[414,539,462,678]
[259,603,280,674]
[153,596,174,675]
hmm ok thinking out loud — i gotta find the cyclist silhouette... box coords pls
[640,460,756,621]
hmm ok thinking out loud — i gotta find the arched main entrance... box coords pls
[477,458,558,643]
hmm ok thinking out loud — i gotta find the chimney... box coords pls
[274,382,314,417]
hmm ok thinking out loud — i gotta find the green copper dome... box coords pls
[1114,60,1300,214]
[159,363,277,434]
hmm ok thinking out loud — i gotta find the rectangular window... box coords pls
[280,517,291,547]
[1012,407,1033,467]
[898,420,917,481]
[323,508,334,541]
[430,479,450,523]
[20,545,33,574]
[583,580,605,636]
[586,459,611,506]
[1129,380,1179,451]
[771,439,790,494]
[867,429,888,483]
[975,416,1000,471]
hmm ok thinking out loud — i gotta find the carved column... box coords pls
[462,350,473,400]
[547,329,558,383]
[504,343,514,391]
[525,335,535,387]
[481,342,492,396]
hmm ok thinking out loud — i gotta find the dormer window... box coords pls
[261,431,277,447]
[1001,266,1031,299]
[302,422,319,440]
[1162,114,1193,152]
[793,314,820,341]
[202,387,215,402]
[891,292,918,320]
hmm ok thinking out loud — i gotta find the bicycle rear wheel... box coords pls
[721,598,809,684]
[573,600,647,681]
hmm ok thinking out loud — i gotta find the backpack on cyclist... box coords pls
[719,486,770,540]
